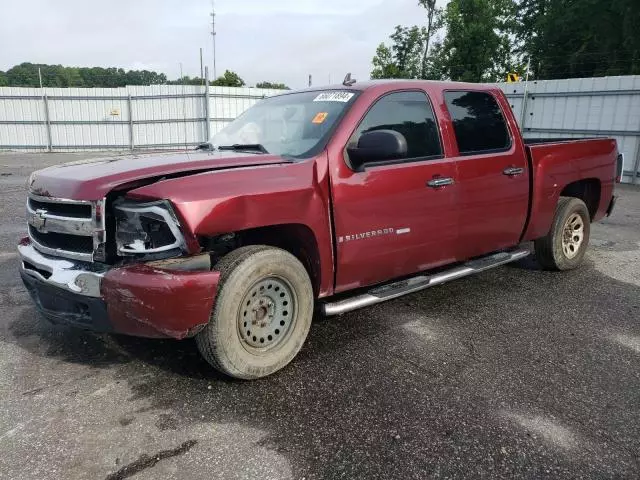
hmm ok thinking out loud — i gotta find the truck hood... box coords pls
[28,150,291,200]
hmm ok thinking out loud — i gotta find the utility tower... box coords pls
[210,1,217,79]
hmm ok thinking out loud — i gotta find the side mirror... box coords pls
[346,129,407,170]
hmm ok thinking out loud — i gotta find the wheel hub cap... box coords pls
[239,277,295,349]
[562,213,584,259]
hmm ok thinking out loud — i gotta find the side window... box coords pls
[352,91,442,160]
[444,91,511,155]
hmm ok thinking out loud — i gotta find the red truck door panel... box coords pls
[442,90,529,259]
[330,91,459,292]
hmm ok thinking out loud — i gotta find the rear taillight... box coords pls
[616,153,624,183]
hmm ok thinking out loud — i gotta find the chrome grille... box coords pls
[26,194,106,262]
[28,197,92,218]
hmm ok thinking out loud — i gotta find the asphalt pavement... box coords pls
[1,152,639,479]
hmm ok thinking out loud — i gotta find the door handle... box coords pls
[503,166,525,176]
[427,177,455,188]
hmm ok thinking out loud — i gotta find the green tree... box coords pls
[371,25,427,79]
[517,0,640,79]
[256,81,289,89]
[1,62,169,87]
[126,69,167,85]
[422,40,448,80]
[392,26,428,78]
[78,67,109,87]
[167,76,206,85]
[211,70,245,87]
[418,0,444,78]
[0,71,7,86]
[370,1,445,80]
[436,0,518,82]
[5,63,41,86]
[371,43,403,79]
[61,67,84,87]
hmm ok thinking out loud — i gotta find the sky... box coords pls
[0,0,441,89]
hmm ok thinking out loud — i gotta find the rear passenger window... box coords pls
[352,91,442,160]
[444,91,511,155]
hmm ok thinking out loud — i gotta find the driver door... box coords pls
[330,90,460,292]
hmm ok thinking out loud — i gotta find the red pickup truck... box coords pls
[19,80,621,379]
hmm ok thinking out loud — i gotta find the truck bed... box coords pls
[522,137,618,241]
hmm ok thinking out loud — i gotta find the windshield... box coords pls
[210,90,358,158]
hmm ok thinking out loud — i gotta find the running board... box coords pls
[321,249,530,316]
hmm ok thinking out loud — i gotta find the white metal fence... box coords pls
[1,76,639,183]
[496,75,640,184]
[0,84,282,152]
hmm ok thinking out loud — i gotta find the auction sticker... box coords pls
[313,91,355,102]
[312,112,329,124]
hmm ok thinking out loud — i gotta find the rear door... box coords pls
[443,90,529,259]
[330,90,459,292]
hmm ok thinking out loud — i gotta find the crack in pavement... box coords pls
[104,439,198,480]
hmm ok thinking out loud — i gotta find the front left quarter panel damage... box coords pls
[124,157,335,297]
[101,263,220,339]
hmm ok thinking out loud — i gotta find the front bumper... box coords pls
[19,240,220,339]
[20,269,112,332]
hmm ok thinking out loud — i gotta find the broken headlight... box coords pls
[113,199,185,256]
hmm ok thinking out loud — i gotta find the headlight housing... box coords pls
[114,199,186,256]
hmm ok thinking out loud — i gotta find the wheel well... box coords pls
[200,224,322,296]
[560,179,601,220]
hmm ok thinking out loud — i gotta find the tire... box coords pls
[534,196,591,271]
[196,245,314,380]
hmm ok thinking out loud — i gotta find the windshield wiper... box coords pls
[195,142,213,151]
[217,144,269,154]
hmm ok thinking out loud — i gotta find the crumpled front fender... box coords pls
[101,261,220,339]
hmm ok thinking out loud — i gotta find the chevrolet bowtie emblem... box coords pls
[29,209,47,232]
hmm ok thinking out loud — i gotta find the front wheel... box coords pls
[196,245,314,380]
[534,196,591,271]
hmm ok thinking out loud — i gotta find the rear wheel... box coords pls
[534,196,590,271]
[196,245,313,380]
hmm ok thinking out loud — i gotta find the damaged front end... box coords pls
[100,257,219,339]
[19,195,220,339]
[113,199,187,259]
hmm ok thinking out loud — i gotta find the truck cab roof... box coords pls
[288,79,501,95]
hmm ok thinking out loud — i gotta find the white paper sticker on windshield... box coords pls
[313,92,355,103]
